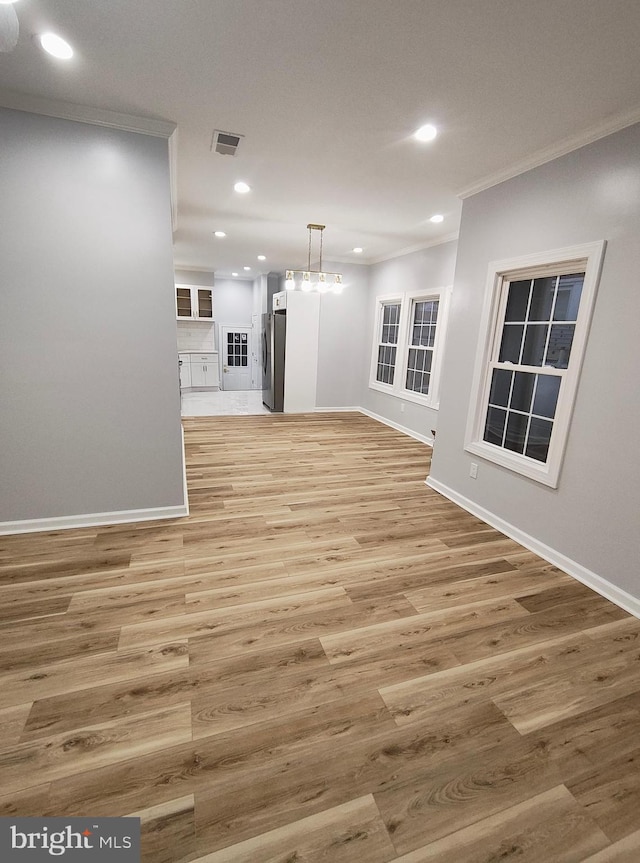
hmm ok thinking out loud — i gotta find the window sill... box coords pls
[464,439,559,488]
[369,381,439,410]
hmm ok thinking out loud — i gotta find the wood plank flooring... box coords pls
[1,411,639,862]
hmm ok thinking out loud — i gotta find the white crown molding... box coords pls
[0,89,176,138]
[426,476,640,620]
[174,265,216,275]
[369,232,459,265]
[457,106,640,199]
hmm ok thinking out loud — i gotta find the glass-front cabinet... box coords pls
[175,285,213,320]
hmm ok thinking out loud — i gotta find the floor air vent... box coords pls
[211,130,244,156]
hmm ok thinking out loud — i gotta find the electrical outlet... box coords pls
[469,462,478,479]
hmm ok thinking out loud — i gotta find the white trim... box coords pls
[369,294,404,392]
[358,408,434,446]
[457,106,640,199]
[0,504,189,537]
[315,405,434,445]
[181,424,190,517]
[0,426,190,537]
[0,90,177,138]
[369,287,451,410]
[369,232,459,264]
[464,241,606,487]
[425,476,640,620]
[168,127,179,233]
[314,406,362,413]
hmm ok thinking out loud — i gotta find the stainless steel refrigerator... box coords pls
[262,311,286,411]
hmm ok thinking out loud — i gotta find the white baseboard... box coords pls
[181,423,190,517]
[315,405,434,445]
[1,427,191,537]
[426,476,640,620]
[314,406,362,413]
[0,504,189,536]
[358,408,434,446]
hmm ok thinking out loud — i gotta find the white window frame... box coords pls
[465,241,606,488]
[370,294,403,391]
[369,286,451,409]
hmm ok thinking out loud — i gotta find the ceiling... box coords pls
[2,1,640,281]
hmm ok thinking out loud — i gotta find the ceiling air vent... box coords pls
[211,130,244,156]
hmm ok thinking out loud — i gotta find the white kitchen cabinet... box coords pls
[176,285,213,320]
[185,353,219,389]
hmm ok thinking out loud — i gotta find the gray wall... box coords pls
[360,241,458,439]
[174,268,214,287]
[0,108,184,523]
[430,122,640,597]
[214,278,254,327]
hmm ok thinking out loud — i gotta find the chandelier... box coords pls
[285,224,343,293]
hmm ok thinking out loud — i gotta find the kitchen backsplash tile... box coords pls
[177,321,216,351]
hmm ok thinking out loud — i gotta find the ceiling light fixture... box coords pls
[214,230,226,238]
[257,255,266,261]
[429,214,444,223]
[243,266,251,271]
[233,181,250,194]
[353,247,363,254]
[0,1,20,5]
[38,32,73,59]
[285,224,343,294]
[414,123,437,142]
[232,272,238,277]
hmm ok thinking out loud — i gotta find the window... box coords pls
[465,241,605,487]
[374,300,401,385]
[406,298,439,395]
[370,288,450,408]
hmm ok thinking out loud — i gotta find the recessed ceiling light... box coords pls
[257,255,266,261]
[38,32,73,59]
[243,266,251,271]
[414,123,437,142]
[232,272,238,277]
[0,1,21,5]
[213,231,226,238]
[353,247,363,254]
[233,181,251,194]
[429,214,444,223]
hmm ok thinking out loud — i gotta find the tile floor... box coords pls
[180,388,272,416]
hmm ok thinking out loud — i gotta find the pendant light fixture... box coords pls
[285,224,343,294]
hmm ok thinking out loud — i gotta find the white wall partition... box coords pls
[315,262,370,410]
[0,108,185,531]
[429,122,640,605]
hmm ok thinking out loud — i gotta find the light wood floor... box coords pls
[1,412,640,863]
